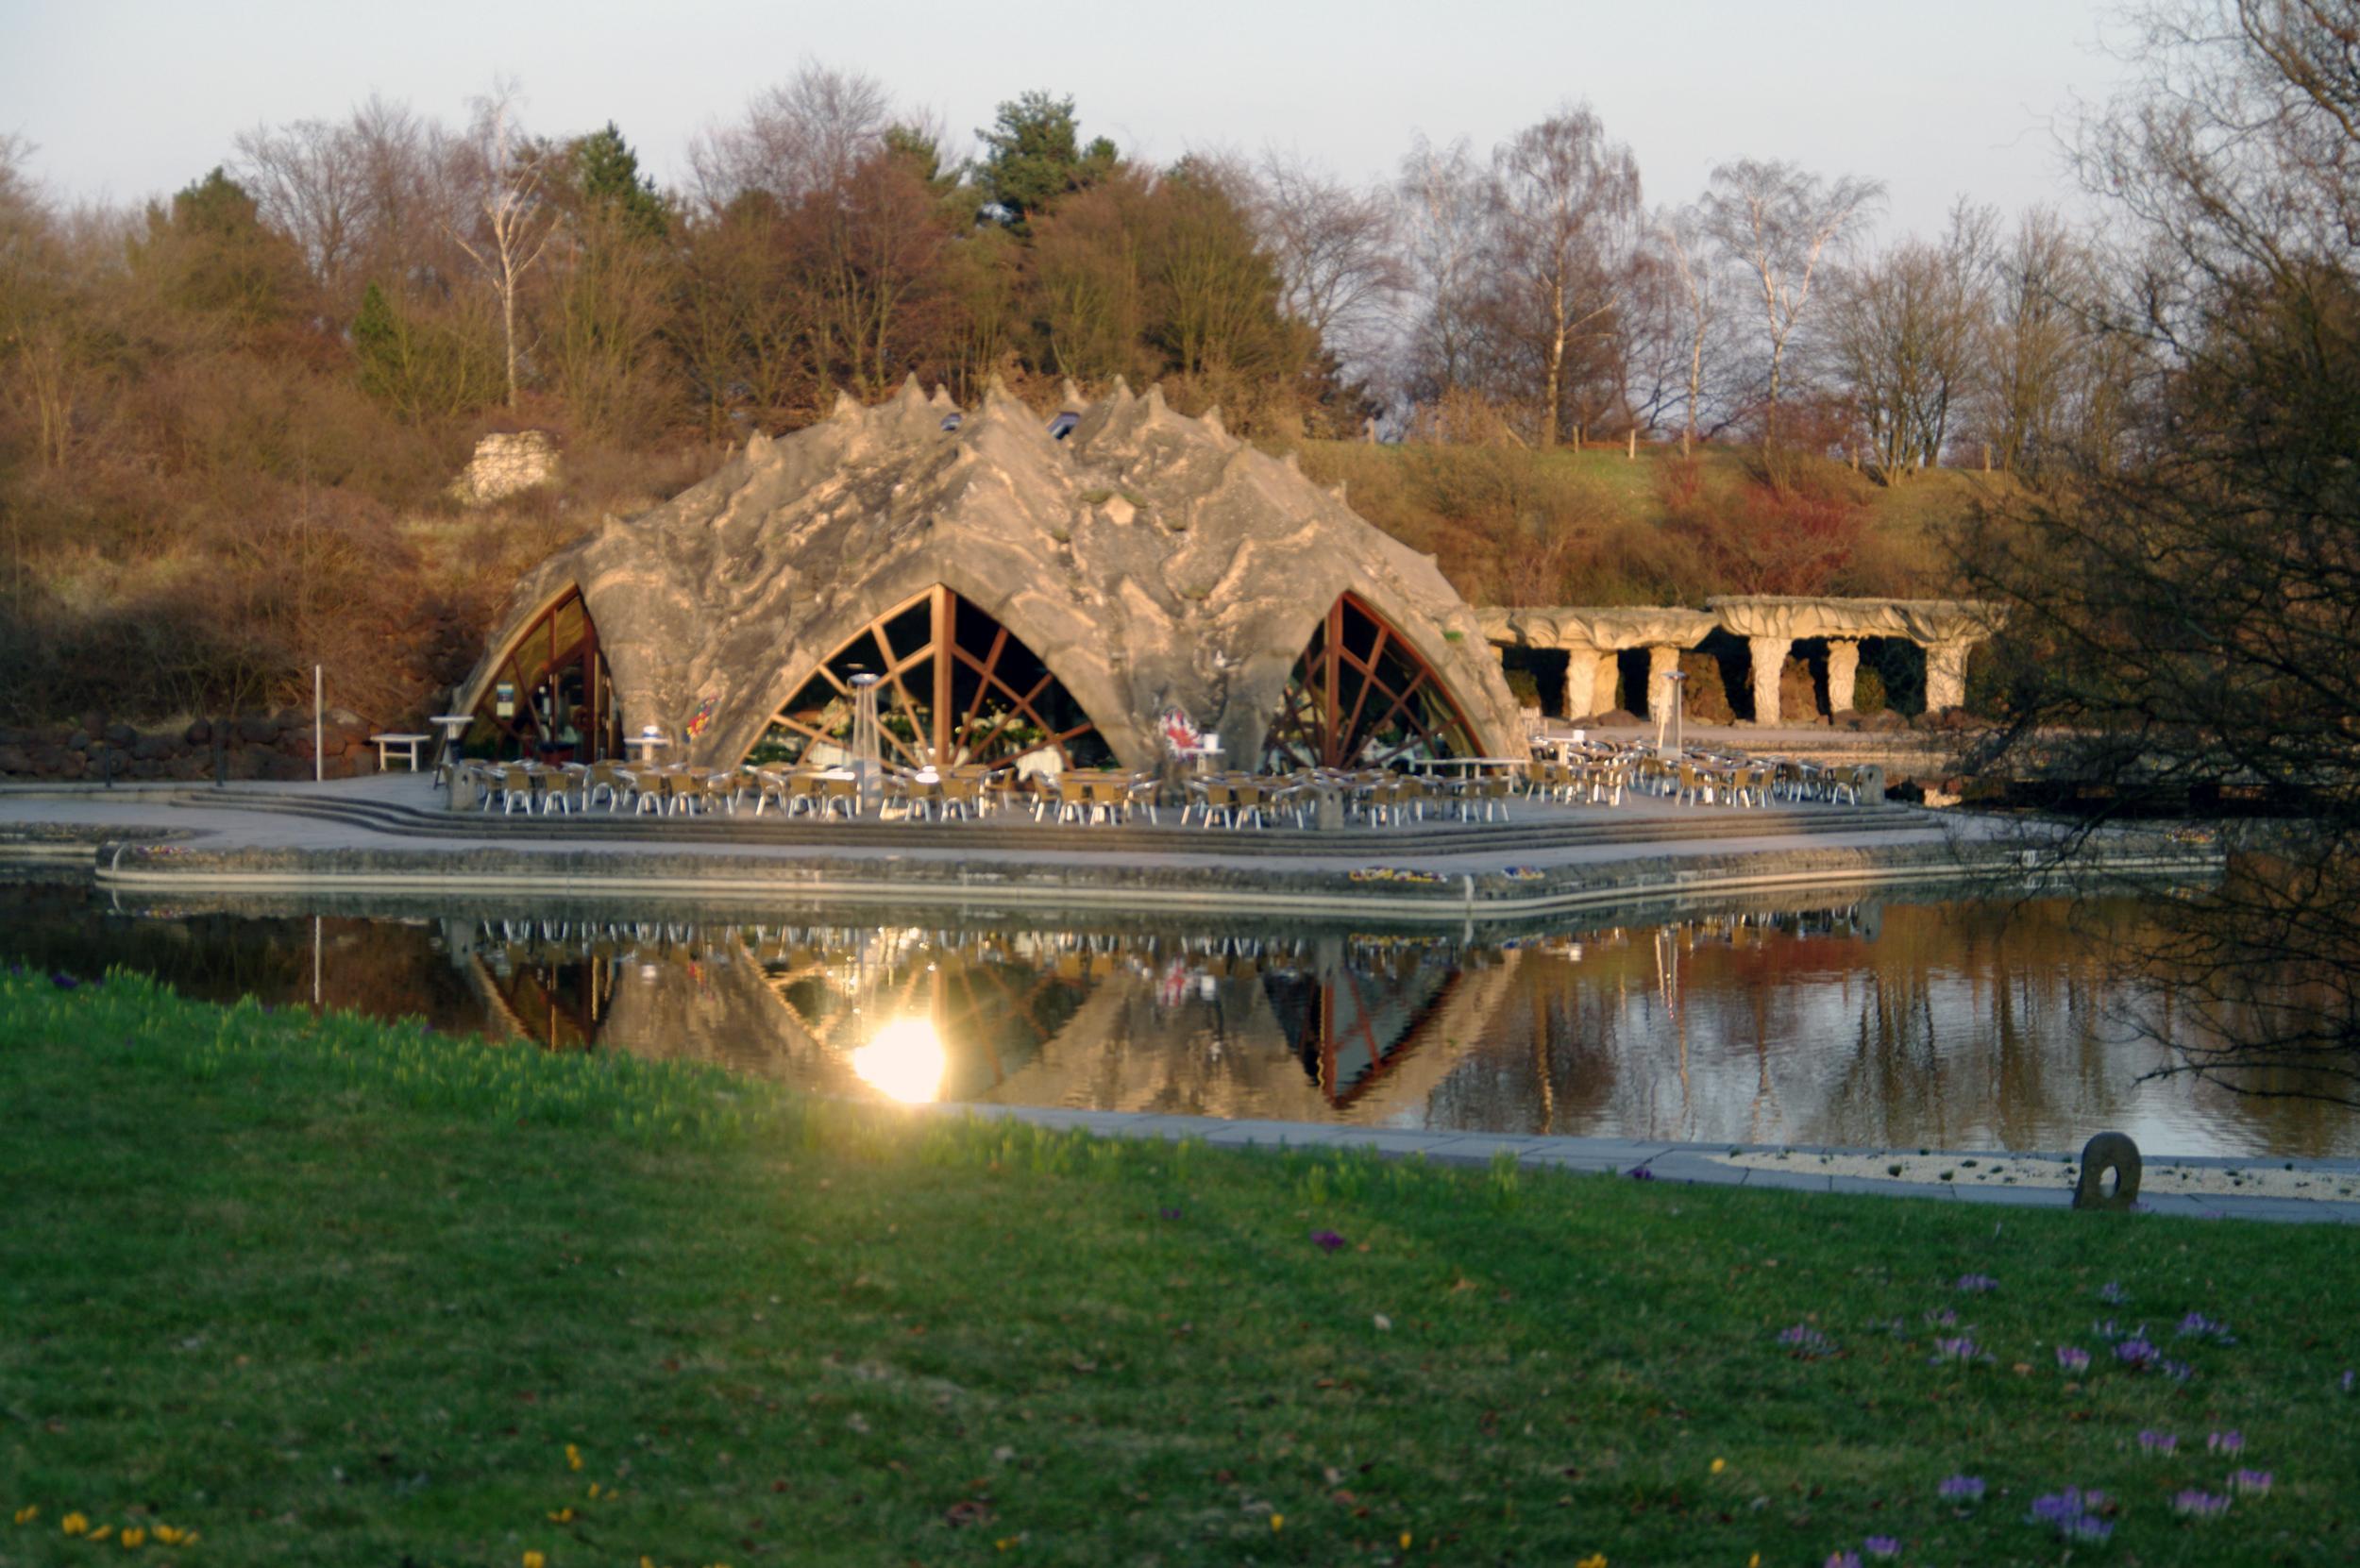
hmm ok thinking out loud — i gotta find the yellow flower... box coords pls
[548,1508,575,1524]
[62,1513,89,1537]
[13,1506,36,1525]
[565,1443,582,1472]
[153,1526,181,1545]
[1576,1556,1607,1568]
[121,1527,147,1548]
[1711,1457,1727,1475]
[1748,1556,1762,1568]
[1270,1514,1285,1532]
[1400,1532,1413,1549]
[587,1483,600,1500]
[90,1525,114,1542]
[523,1553,546,1568]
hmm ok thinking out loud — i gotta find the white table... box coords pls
[624,734,670,764]
[370,733,432,772]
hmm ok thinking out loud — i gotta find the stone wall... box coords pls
[0,710,380,783]
[452,430,558,506]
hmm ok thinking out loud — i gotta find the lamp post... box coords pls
[849,671,883,815]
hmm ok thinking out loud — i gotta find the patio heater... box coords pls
[849,671,884,815]
[1662,669,1688,756]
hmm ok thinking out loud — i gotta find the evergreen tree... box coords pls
[972,92,1118,232]
[571,122,666,241]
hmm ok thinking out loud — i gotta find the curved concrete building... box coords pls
[455,379,1521,774]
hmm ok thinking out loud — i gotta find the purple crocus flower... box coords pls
[50,970,79,990]
[1777,1324,1838,1358]
[2177,1311,2235,1343]
[2171,1489,2232,1519]
[1929,1336,1981,1366]
[2027,1487,2112,1541]
[1627,1164,1656,1181]
[2342,1367,2355,1393]
[2160,1357,2195,1383]
[1823,1553,1861,1568]
[1938,1475,1986,1502]
[1863,1535,1900,1560]
[2056,1345,2091,1373]
[1955,1273,1998,1293]
[2230,1469,2272,1497]
[1309,1229,1347,1253]
[1922,1307,1958,1328]
[2099,1279,2130,1304]
[2207,1430,2244,1455]
[1157,1206,1184,1221]
[2116,1335,2159,1369]
[2139,1428,2178,1455]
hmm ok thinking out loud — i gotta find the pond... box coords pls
[3,879,2352,1159]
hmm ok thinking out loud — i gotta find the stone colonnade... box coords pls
[1475,608,1720,726]
[1479,597,2005,727]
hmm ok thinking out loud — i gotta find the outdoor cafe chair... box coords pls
[662,771,710,816]
[746,767,791,817]
[818,776,860,819]
[1676,762,1712,807]
[1192,780,1237,828]
[937,774,982,821]
[1123,774,1160,825]
[1229,781,1271,829]
[583,762,627,812]
[493,764,537,815]
[1458,775,1511,822]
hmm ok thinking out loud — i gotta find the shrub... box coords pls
[1855,666,1888,715]
[1504,667,1542,708]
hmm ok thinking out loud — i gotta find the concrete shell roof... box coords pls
[460,378,1523,768]
[1704,596,2006,644]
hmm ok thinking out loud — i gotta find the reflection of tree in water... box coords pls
[31,889,2355,1155]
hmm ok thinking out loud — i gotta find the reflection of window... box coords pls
[751,586,1113,769]
[468,588,620,761]
[1264,593,1480,768]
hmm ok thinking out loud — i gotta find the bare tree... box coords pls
[1247,149,1403,376]
[1391,134,1489,408]
[1483,107,1644,447]
[233,117,369,297]
[1655,205,1732,451]
[1976,208,2101,474]
[1700,159,1883,436]
[446,80,554,410]
[689,62,893,213]
[1963,0,2360,1098]
[1826,202,1995,481]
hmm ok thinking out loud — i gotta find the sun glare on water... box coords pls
[851,1015,948,1103]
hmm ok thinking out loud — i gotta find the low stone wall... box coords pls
[0,711,380,784]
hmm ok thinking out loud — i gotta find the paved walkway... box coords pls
[902,1102,2360,1226]
[0,771,2052,877]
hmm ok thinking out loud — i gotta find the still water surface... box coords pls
[4,881,2351,1159]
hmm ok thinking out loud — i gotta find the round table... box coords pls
[624,735,670,765]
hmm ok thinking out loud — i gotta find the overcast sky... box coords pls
[4,0,2128,239]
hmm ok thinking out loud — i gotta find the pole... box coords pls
[313,664,324,783]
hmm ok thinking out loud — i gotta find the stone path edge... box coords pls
[894,1103,2360,1226]
[62,835,2211,925]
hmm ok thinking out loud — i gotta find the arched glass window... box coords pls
[1263,593,1481,768]
[465,587,621,762]
[751,586,1114,770]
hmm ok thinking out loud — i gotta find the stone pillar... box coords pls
[1924,640,1971,712]
[1560,646,1599,720]
[1747,636,1792,727]
[1593,650,1619,716]
[1645,645,1680,724]
[1826,638,1861,715]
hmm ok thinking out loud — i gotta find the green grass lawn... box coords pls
[4,969,2355,1566]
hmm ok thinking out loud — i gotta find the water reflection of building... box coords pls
[428,896,2360,1157]
[445,918,1527,1122]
